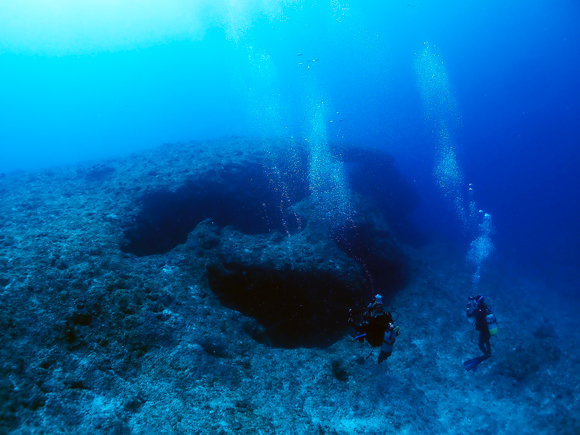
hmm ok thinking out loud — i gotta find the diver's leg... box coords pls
[481,330,491,356]
[478,332,491,356]
[378,350,391,364]
[478,333,488,355]
[484,338,491,356]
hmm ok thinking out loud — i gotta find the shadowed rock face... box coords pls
[207,264,356,348]
[120,161,309,257]
[120,140,417,347]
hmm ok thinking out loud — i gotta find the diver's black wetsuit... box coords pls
[467,305,491,355]
[352,312,393,347]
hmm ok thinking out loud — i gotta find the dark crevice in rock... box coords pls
[332,224,409,298]
[207,263,359,349]
[121,162,308,256]
[336,145,424,245]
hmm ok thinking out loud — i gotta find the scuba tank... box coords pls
[486,312,498,335]
[381,324,398,356]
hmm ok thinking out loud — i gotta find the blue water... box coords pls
[1,0,579,288]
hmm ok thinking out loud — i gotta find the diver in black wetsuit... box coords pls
[348,294,399,364]
[463,294,494,372]
[466,295,491,356]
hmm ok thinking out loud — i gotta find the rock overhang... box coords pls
[118,138,418,347]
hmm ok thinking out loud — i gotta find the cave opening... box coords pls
[207,263,359,348]
[120,162,309,257]
[332,223,409,297]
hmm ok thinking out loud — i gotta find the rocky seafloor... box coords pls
[0,137,578,435]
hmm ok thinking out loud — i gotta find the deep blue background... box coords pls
[1,0,579,288]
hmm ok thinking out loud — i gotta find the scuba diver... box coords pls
[464,294,498,371]
[348,294,400,364]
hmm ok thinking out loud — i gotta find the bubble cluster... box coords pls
[416,43,474,229]
[263,141,305,236]
[434,145,462,194]
[306,101,353,230]
[416,42,494,288]
[245,46,287,138]
[242,46,303,235]
[414,43,460,132]
[467,213,494,288]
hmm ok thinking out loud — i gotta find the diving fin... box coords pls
[463,354,490,372]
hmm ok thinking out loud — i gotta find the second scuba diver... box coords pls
[464,294,498,371]
[348,294,400,364]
